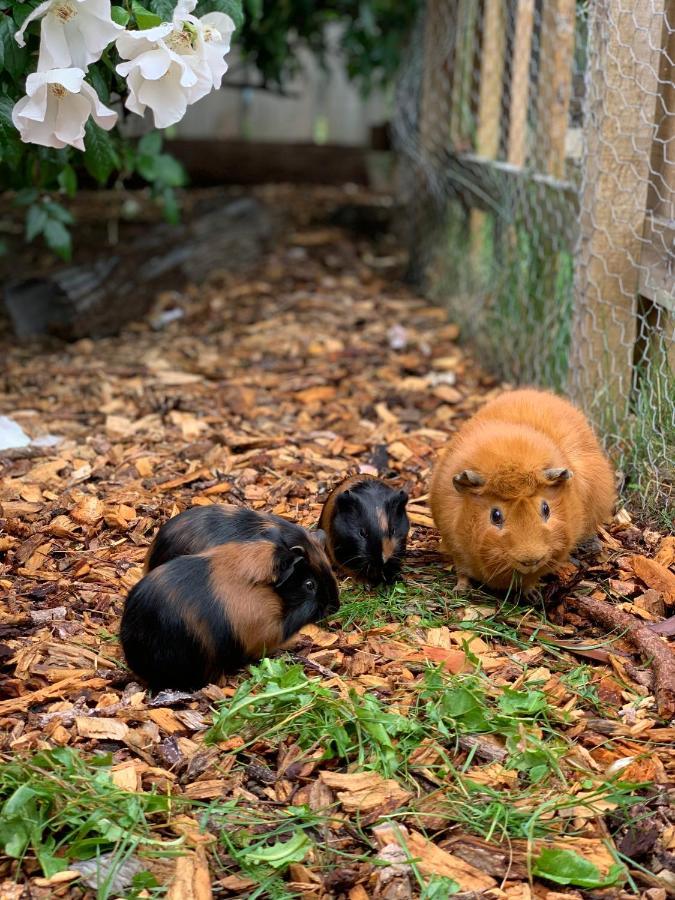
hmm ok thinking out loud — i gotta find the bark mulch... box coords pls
[0,185,673,900]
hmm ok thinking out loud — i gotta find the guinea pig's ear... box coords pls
[391,489,408,512]
[313,529,327,549]
[543,467,573,486]
[336,489,358,511]
[275,544,306,586]
[453,470,485,493]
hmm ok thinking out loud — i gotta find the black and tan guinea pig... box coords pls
[144,503,328,573]
[318,475,409,585]
[121,523,339,691]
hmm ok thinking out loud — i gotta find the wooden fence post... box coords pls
[507,0,535,167]
[535,0,576,178]
[569,0,665,427]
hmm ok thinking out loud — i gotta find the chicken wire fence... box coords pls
[393,0,675,511]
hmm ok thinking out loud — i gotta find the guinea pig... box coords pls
[318,475,409,585]
[121,531,340,691]
[145,503,328,572]
[430,388,616,592]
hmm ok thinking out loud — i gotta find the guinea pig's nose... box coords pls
[517,555,545,568]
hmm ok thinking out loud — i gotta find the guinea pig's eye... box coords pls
[490,507,504,527]
[541,500,551,521]
[303,577,316,593]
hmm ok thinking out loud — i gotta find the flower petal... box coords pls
[79,81,117,130]
[14,0,52,48]
[44,67,86,91]
[54,91,90,150]
[138,65,189,128]
[37,10,74,68]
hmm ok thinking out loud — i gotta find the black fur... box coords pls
[329,480,409,585]
[120,555,246,691]
[121,520,339,692]
[146,504,327,571]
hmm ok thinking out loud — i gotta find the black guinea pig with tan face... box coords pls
[121,530,340,691]
[319,475,409,585]
[145,503,330,572]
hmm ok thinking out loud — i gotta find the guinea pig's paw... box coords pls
[454,573,471,592]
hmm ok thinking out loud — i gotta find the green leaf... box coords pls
[161,186,180,224]
[421,876,460,899]
[0,96,23,169]
[43,218,72,261]
[532,848,625,888]
[242,831,310,870]
[43,199,74,225]
[0,16,29,82]
[25,204,48,241]
[139,152,186,187]
[196,0,243,29]
[86,64,111,104]
[498,688,548,716]
[244,0,262,21]
[58,164,78,197]
[137,131,163,156]
[148,0,176,19]
[132,1,162,28]
[83,120,119,184]
[111,5,130,25]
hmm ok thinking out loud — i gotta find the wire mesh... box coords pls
[393,0,674,511]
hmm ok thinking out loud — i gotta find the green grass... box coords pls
[209,656,571,787]
[0,747,184,897]
[333,574,467,630]
[2,571,659,895]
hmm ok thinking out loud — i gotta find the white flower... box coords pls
[12,67,117,150]
[194,12,235,94]
[116,1,235,128]
[16,0,123,71]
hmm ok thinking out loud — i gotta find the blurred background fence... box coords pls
[394,0,674,511]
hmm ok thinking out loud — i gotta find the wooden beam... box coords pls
[535,0,576,178]
[507,0,535,167]
[569,0,665,419]
[475,0,506,159]
[165,140,370,186]
[420,0,454,161]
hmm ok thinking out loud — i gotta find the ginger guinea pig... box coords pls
[430,388,616,592]
[121,530,339,691]
[145,504,328,572]
[319,475,409,585]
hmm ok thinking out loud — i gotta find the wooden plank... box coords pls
[165,140,369,186]
[420,0,454,160]
[449,0,480,150]
[535,0,576,177]
[638,13,675,374]
[569,0,665,416]
[475,0,506,159]
[638,215,675,315]
[507,0,535,167]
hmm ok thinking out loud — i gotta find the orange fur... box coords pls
[430,389,616,590]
